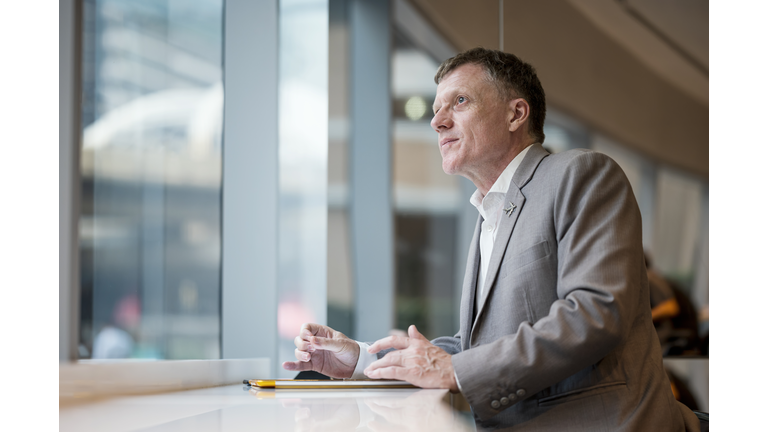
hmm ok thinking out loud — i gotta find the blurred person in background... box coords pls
[698,304,709,355]
[647,253,681,322]
[92,294,140,359]
[646,251,680,345]
[284,47,700,431]
[646,252,702,356]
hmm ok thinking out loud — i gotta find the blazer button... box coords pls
[516,389,526,397]
[500,397,509,406]
[491,400,501,409]
[508,393,517,401]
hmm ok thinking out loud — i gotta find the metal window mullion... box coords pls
[221,0,279,374]
[60,0,83,363]
[350,0,394,342]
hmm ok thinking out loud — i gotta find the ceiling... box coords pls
[624,0,708,70]
[570,0,708,105]
[408,0,709,177]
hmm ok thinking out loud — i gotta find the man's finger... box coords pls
[367,335,411,354]
[299,322,327,339]
[407,325,428,341]
[295,348,311,362]
[282,360,313,372]
[294,335,313,351]
[365,365,407,381]
[364,351,404,376]
[310,336,349,354]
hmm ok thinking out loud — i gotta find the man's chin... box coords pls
[441,161,460,176]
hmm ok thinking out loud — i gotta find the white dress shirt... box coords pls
[470,144,532,300]
[350,145,533,383]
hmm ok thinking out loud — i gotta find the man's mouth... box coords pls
[440,138,459,147]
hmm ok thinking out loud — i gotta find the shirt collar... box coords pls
[470,144,533,216]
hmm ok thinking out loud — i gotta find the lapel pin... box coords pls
[503,202,516,217]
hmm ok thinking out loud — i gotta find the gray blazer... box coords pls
[430,144,700,431]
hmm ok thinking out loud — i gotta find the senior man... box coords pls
[283,48,699,431]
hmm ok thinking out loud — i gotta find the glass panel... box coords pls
[651,167,706,356]
[391,36,461,340]
[652,168,703,286]
[591,134,657,248]
[277,0,329,377]
[79,0,223,360]
[593,135,707,356]
[542,123,583,154]
[327,0,354,338]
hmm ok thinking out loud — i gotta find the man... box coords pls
[284,48,700,431]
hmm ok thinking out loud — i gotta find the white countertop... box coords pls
[59,384,474,432]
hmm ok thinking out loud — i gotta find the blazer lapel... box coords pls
[470,144,549,340]
[459,216,482,350]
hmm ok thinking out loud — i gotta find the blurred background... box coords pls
[65,0,708,410]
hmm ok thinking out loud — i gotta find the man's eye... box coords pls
[457,96,466,104]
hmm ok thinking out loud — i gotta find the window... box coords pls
[79,0,223,360]
[276,0,329,377]
[391,26,463,340]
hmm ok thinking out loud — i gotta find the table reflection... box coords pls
[60,384,472,432]
[249,388,472,432]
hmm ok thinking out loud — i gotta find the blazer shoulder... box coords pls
[529,149,630,202]
[545,148,610,164]
[540,148,622,176]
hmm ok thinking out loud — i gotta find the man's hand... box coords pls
[365,325,459,392]
[282,323,360,379]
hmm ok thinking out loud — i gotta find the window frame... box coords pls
[59,0,281,378]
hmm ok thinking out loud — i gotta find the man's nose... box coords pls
[430,111,451,132]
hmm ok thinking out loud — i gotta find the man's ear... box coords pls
[508,98,530,133]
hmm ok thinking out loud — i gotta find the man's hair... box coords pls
[434,47,546,144]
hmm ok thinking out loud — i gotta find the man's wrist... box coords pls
[351,341,377,379]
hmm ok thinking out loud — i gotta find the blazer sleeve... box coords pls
[431,333,462,355]
[451,151,646,420]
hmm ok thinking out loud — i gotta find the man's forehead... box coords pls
[433,64,490,106]
[438,64,484,91]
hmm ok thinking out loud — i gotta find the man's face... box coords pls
[430,63,513,181]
